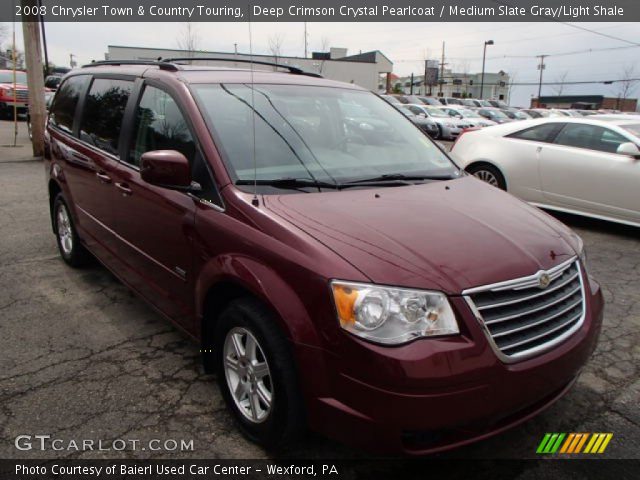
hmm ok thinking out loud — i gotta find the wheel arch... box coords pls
[197,255,322,371]
[48,178,63,233]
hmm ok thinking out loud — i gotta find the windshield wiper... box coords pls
[344,173,456,184]
[235,177,341,190]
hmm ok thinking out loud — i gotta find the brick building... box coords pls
[531,95,638,112]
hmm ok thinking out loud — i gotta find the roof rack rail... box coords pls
[82,60,179,72]
[160,57,322,78]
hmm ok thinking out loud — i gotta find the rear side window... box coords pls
[79,78,133,156]
[507,123,563,143]
[554,124,629,154]
[49,75,90,133]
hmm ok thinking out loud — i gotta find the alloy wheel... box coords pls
[473,169,499,187]
[56,203,73,255]
[223,327,273,423]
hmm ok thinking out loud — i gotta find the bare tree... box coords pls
[268,33,285,70]
[318,36,331,73]
[616,64,639,100]
[176,22,200,58]
[320,36,330,52]
[506,72,518,105]
[0,23,7,44]
[455,59,471,96]
[550,71,569,96]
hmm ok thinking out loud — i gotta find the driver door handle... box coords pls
[95,171,112,184]
[536,146,543,153]
[115,182,133,196]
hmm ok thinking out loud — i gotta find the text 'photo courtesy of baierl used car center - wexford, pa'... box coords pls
[0,0,639,479]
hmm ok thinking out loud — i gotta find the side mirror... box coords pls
[616,142,640,159]
[140,150,197,191]
[455,114,463,119]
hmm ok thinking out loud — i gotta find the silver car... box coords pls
[437,106,497,128]
[451,117,640,227]
[405,104,472,139]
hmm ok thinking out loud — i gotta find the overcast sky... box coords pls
[3,21,639,106]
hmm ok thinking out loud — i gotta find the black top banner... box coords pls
[4,0,640,22]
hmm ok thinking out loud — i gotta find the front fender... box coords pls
[195,254,322,347]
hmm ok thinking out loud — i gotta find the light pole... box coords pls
[480,40,494,99]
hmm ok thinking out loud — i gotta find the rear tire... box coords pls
[52,193,90,267]
[214,298,305,450]
[467,163,507,190]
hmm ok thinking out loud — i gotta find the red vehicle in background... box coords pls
[0,69,29,118]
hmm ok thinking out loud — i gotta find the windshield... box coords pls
[460,108,481,118]
[192,84,458,188]
[621,124,640,137]
[0,71,27,84]
[483,109,509,119]
[425,108,450,118]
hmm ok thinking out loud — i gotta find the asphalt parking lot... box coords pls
[0,120,638,468]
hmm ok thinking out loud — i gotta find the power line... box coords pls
[559,22,640,47]
[491,78,640,86]
[394,43,640,63]
[491,0,640,47]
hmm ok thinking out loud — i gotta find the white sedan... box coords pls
[451,117,640,227]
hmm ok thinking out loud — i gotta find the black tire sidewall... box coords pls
[214,299,303,448]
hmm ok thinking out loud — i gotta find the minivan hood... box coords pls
[264,176,580,294]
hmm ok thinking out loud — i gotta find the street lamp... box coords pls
[480,40,494,100]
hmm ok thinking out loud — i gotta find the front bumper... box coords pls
[305,276,603,455]
[441,126,463,138]
[0,100,28,112]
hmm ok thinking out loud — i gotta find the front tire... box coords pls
[214,298,304,449]
[467,163,507,190]
[53,193,90,267]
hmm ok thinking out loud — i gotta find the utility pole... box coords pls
[22,0,47,157]
[438,41,446,97]
[480,40,494,100]
[304,22,308,58]
[37,0,49,76]
[537,54,547,107]
[423,59,428,95]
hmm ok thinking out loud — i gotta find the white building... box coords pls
[386,69,512,102]
[106,45,393,92]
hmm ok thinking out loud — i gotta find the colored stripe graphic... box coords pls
[538,433,612,454]
[536,433,552,454]
[560,433,576,453]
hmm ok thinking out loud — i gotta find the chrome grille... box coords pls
[6,89,28,102]
[464,259,585,362]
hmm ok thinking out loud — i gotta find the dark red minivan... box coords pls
[44,60,603,455]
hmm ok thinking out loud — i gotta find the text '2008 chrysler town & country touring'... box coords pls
[44,59,603,455]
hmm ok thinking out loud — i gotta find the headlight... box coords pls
[331,281,459,345]
[445,123,455,128]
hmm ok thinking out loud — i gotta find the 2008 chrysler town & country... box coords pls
[44,60,603,455]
